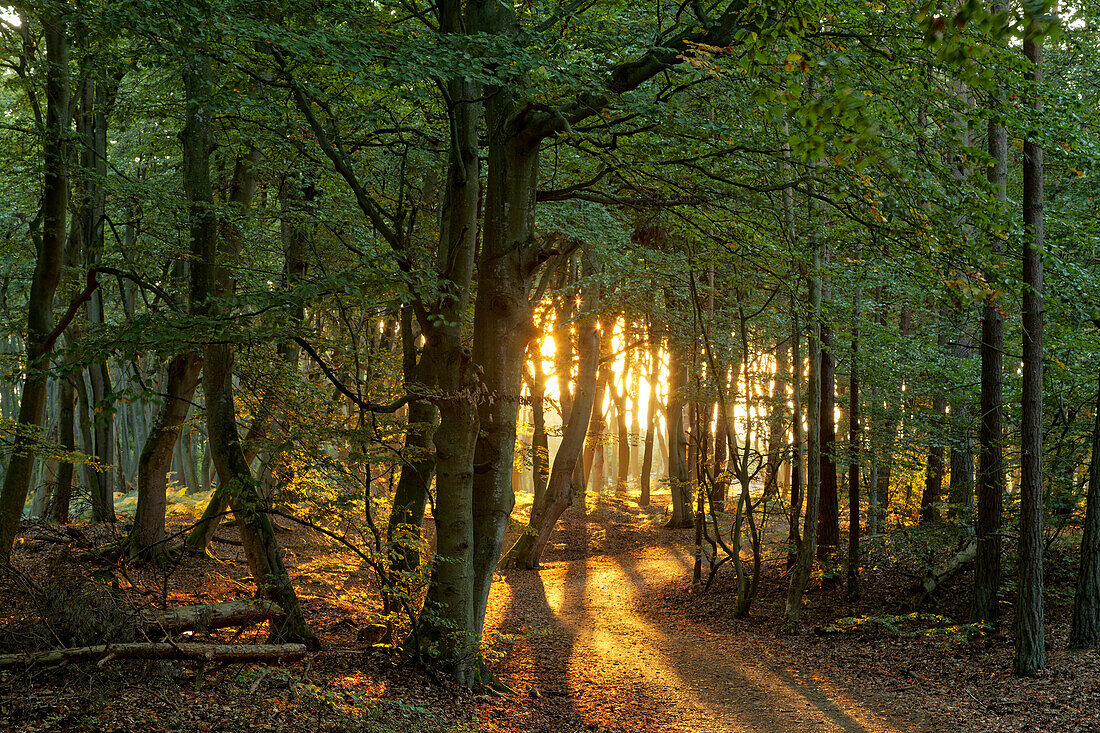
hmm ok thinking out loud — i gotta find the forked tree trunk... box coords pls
[416,33,482,680]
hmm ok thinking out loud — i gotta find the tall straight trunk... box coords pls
[0,10,70,562]
[180,428,199,495]
[127,354,203,561]
[530,343,550,505]
[629,335,642,479]
[73,62,117,522]
[499,271,599,569]
[87,354,115,520]
[582,365,609,496]
[640,321,660,506]
[947,82,976,522]
[848,288,861,602]
[817,320,838,563]
[874,305,911,533]
[788,302,803,567]
[611,368,630,497]
[183,55,316,648]
[48,376,76,523]
[948,328,976,518]
[974,49,1009,627]
[921,318,948,524]
[664,339,692,528]
[1015,24,1044,676]
[785,246,822,633]
[1070,367,1100,649]
[765,337,789,492]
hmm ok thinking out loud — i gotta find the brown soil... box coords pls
[1,497,1096,733]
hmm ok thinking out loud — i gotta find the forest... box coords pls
[0,0,1099,730]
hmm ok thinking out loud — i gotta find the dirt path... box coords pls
[488,512,924,733]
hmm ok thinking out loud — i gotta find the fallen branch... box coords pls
[144,600,285,636]
[911,540,977,608]
[0,642,307,668]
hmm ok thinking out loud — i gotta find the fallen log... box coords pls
[143,600,285,635]
[0,642,307,668]
[911,539,977,608]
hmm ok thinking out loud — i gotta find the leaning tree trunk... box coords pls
[127,354,202,561]
[1015,21,1045,677]
[182,54,316,649]
[0,10,70,563]
[386,305,438,572]
[499,278,599,569]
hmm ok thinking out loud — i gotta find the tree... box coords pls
[1014,9,1046,676]
[0,5,70,563]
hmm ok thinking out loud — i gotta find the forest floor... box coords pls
[1,493,1098,732]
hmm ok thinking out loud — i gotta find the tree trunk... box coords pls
[1070,368,1100,650]
[817,320,839,568]
[530,343,550,506]
[788,301,803,568]
[48,377,76,524]
[948,328,976,519]
[499,276,599,569]
[127,354,203,561]
[785,245,822,634]
[664,339,693,528]
[0,10,70,563]
[183,55,316,649]
[848,287,861,602]
[765,337,789,494]
[974,53,1008,628]
[611,365,630,497]
[386,306,438,572]
[640,321,660,506]
[1015,23,1045,676]
[921,316,948,524]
